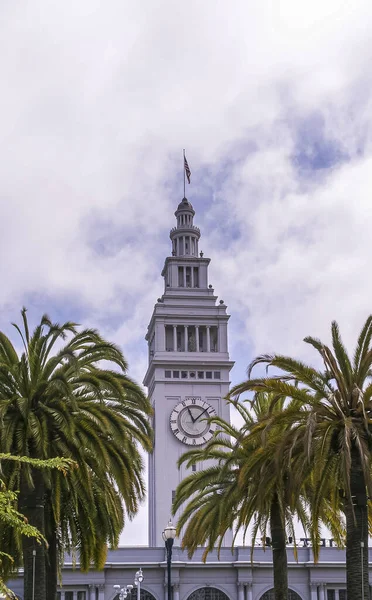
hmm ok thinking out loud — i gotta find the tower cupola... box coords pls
[170,197,200,257]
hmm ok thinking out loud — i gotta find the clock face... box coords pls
[170,397,217,445]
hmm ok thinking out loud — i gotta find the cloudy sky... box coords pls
[1,0,372,545]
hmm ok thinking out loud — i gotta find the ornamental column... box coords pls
[246,583,253,600]
[310,583,318,600]
[184,326,188,351]
[98,584,105,600]
[173,584,180,600]
[319,583,326,600]
[206,326,211,352]
[237,582,244,600]
[195,326,200,351]
[89,585,96,600]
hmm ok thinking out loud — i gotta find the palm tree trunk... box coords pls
[19,470,47,600]
[44,491,58,600]
[270,494,288,600]
[45,522,58,600]
[344,447,369,600]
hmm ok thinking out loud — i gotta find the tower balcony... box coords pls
[170,225,200,236]
[152,349,231,362]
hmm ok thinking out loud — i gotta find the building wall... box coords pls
[7,546,371,600]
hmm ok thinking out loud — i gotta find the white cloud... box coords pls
[1,0,372,544]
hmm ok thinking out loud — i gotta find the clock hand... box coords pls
[194,407,210,423]
[187,407,196,423]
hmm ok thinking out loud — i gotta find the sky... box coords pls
[1,0,372,545]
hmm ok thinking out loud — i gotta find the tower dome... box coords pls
[176,197,195,214]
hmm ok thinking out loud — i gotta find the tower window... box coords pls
[177,326,185,351]
[206,371,212,379]
[173,371,180,378]
[165,370,171,378]
[214,371,221,379]
[172,490,176,502]
[188,326,196,351]
[199,327,206,351]
[178,266,184,287]
[185,266,191,287]
[149,333,155,357]
[210,326,218,352]
[190,371,196,378]
[165,325,174,351]
[192,464,196,472]
[197,371,204,379]
[181,371,188,379]
[194,267,199,287]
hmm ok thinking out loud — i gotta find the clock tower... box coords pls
[144,197,234,546]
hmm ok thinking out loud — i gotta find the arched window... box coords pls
[114,591,156,600]
[187,588,230,600]
[259,590,302,600]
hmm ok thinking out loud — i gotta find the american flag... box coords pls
[184,154,191,184]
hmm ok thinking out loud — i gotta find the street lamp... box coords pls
[162,520,177,600]
[113,584,133,600]
[134,568,144,600]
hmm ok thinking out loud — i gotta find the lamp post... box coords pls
[113,584,133,600]
[162,520,177,600]
[135,568,144,600]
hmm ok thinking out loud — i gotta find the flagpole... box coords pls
[183,148,186,198]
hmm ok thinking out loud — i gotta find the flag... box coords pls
[184,154,191,184]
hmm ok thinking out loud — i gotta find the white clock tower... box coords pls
[144,197,234,546]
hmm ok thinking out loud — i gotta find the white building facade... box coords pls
[7,197,371,600]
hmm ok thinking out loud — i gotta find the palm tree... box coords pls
[173,394,341,600]
[0,309,153,600]
[0,454,73,599]
[230,317,372,600]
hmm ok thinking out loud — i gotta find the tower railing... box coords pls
[170,226,200,234]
